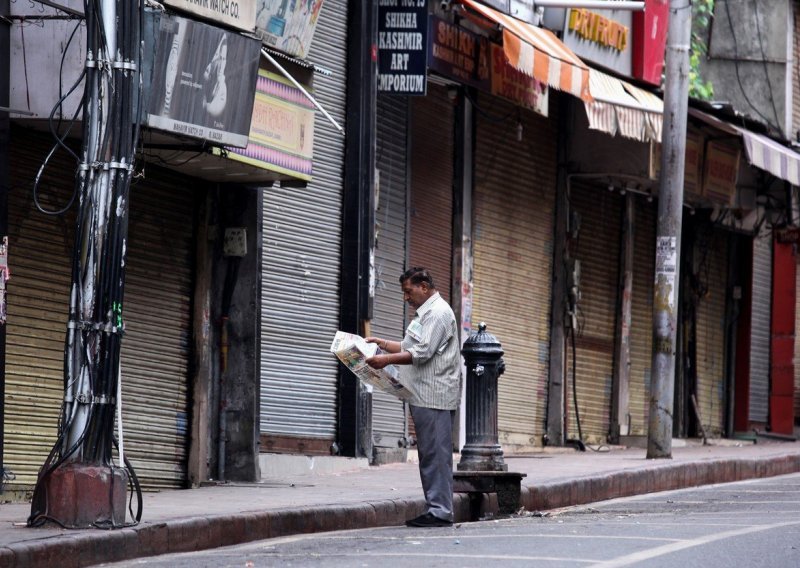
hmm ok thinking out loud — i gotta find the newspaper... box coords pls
[330,331,416,401]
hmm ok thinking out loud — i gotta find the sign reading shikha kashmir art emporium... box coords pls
[378,0,427,95]
[145,12,261,148]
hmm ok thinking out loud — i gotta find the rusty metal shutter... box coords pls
[567,182,623,444]
[628,197,656,436]
[409,84,453,302]
[5,130,193,490]
[407,84,455,440]
[472,95,557,450]
[120,170,194,489]
[371,94,409,449]
[795,251,800,420]
[749,229,772,423]
[259,1,347,446]
[694,227,729,437]
[5,131,76,488]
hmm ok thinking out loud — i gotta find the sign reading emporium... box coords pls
[378,0,427,95]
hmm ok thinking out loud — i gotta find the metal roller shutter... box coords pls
[472,95,557,451]
[259,1,347,446]
[567,183,623,444]
[371,94,409,449]
[409,84,453,302]
[407,83,455,440]
[628,196,656,436]
[794,252,800,420]
[694,227,728,437]
[749,229,772,423]
[5,131,76,488]
[120,170,194,489]
[6,130,193,490]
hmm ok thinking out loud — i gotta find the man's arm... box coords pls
[365,336,400,353]
[365,350,412,370]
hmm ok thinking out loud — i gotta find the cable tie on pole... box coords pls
[112,60,137,71]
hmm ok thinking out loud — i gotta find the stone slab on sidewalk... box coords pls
[0,441,799,567]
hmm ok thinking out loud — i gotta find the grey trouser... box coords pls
[410,405,455,521]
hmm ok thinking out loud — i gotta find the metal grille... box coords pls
[471,95,557,451]
[749,229,772,423]
[371,94,409,448]
[259,0,347,442]
[628,197,656,436]
[567,183,623,444]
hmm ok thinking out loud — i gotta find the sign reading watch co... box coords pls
[378,0,428,95]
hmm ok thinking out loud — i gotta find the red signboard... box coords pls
[632,0,669,85]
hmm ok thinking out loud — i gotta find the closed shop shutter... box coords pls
[5,132,77,488]
[749,229,772,423]
[407,83,455,440]
[694,226,728,437]
[371,94,409,448]
[409,83,453,301]
[567,183,623,444]
[794,252,800,419]
[121,171,194,489]
[259,1,347,449]
[472,95,557,451]
[628,197,656,435]
[5,129,193,489]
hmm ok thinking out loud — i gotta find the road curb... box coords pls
[2,454,799,567]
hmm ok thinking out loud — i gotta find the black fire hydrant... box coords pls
[454,322,526,517]
[458,322,507,472]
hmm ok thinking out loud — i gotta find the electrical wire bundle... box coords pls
[28,0,144,528]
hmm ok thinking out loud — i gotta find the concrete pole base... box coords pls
[40,463,128,528]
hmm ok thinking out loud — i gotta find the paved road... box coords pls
[100,473,800,567]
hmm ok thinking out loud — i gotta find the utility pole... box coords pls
[647,0,692,459]
[28,0,143,527]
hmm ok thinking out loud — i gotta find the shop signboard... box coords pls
[255,0,325,59]
[649,127,703,198]
[214,69,315,181]
[378,0,428,95]
[427,15,491,92]
[703,140,740,206]
[489,43,548,117]
[558,7,632,77]
[632,0,669,85]
[145,12,261,148]
[162,0,256,32]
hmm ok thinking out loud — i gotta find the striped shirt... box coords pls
[400,292,462,410]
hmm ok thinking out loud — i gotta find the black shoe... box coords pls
[405,512,453,528]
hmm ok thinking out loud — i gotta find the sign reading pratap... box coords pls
[163,0,256,32]
[145,12,261,148]
[560,7,632,76]
[378,0,427,95]
[703,141,740,206]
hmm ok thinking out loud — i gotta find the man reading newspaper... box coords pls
[364,267,462,528]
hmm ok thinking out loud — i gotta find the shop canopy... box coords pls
[690,108,800,186]
[458,0,591,102]
[585,68,663,143]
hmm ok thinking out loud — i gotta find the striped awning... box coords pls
[585,68,663,143]
[458,0,591,102]
[689,108,800,186]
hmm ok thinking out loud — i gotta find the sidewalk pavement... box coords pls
[2,439,800,567]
